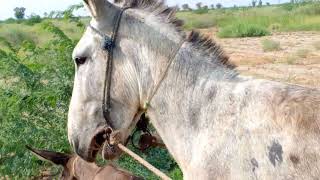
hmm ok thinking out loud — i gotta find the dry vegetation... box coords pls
[201,29,320,87]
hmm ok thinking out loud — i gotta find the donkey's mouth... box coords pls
[81,126,111,162]
[86,127,123,162]
[102,138,123,160]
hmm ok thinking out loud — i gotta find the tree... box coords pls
[203,5,208,10]
[182,4,191,11]
[258,0,263,6]
[252,0,257,7]
[210,4,215,9]
[14,7,26,19]
[216,3,222,9]
[266,2,271,6]
[196,2,202,9]
[48,11,56,18]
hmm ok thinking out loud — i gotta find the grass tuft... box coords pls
[296,49,310,58]
[262,39,281,52]
[313,41,320,50]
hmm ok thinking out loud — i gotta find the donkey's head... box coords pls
[68,0,139,162]
[68,0,183,161]
[27,146,143,180]
[26,146,76,180]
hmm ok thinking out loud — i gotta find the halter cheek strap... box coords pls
[88,6,131,130]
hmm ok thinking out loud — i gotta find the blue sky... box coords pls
[0,0,289,20]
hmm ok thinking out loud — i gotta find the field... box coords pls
[201,28,320,87]
[0,1,319,179]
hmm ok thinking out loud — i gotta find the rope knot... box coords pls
[102,36,114,52]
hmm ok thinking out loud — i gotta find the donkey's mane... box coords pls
[115,0,236,70]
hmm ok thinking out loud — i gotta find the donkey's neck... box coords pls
[146,41,240,173]
[113,3,240,173]
[114,9,185,107]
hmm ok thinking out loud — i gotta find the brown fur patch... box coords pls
[290,154,300,164]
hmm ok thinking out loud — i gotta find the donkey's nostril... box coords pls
[74,56,87,65]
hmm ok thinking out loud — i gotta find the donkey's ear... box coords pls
[84,0,113,18]
[26,145,71,166]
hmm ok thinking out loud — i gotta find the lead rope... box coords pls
[144,40,185,110]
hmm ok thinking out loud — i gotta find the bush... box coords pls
[24,14,42,25]
[194,8,209,14]
[218,22,270,38]
[4,18,16,24]
[261,39,281,52]
[293,2,320,15]
[281,3,297,11]
[0,22,75,177]
[0,21,182,179]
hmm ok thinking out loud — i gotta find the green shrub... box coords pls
[261,39,281,52]
[0,20,182,179]
[194,8,209,14]
[294,2,320,15]
[24,14,42,26]
[4,18,16,24]
[281,3,297,11]
[0,22,75,177]
[218,22,270,38]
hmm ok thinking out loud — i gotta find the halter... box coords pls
[88,6,131,129]
[88,5,185,143]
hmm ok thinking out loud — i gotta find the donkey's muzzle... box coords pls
[71,125,111,162]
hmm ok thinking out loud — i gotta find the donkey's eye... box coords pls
[74,56,87,65]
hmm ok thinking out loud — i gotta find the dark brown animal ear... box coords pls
[26,145,71,166]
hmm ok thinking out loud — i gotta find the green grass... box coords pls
[177,2,320,37]
[218,22,270,38]
[261,39,281,52]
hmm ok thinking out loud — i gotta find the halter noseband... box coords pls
[88,7,131,130]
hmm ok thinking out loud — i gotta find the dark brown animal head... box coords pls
[26,146,143,180]
[26,145,77,180]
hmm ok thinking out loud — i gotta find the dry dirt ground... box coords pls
[201,28,320,88]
